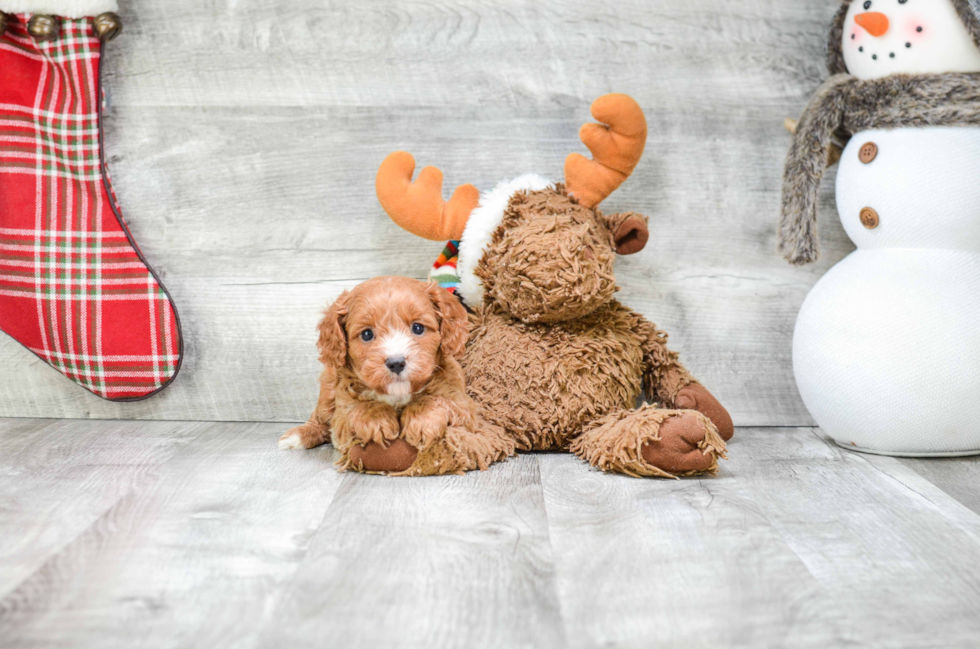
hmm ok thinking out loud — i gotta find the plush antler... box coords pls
[376,151,480,241]
[565,94,648,208]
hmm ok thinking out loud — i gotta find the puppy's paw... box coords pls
[278,423,331,450]
[278,432,304,450]
[360,415,401,445]
[400,407,449,449]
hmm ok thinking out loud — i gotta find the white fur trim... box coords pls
[456,174,553,306]
[0,0,117,17]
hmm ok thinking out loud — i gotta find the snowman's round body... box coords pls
[793,126,980,455]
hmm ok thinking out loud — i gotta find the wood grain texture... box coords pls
[538,455,850,648]
[0,418,200,600]
[0,0,852,424]
[726,429,980,648]
[0,420,343,648]
[898,456,980,516]
[262,454,564,649]
[4,421,980,647]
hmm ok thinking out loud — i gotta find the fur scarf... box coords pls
[778,72,980,265]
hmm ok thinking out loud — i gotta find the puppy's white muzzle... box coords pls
[381,330,414,382]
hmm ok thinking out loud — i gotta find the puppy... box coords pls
[279,276,513,475]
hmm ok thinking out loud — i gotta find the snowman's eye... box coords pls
[898,0,907,4]
[864,0,872,8]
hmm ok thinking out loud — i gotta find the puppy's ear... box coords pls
[316,290,351,368]
[425,282,468,359]
[605,211,649,255]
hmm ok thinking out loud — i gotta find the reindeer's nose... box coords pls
[385,356,407,375]
[855,11,889,37]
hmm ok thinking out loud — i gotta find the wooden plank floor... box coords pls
[3,419,980,648]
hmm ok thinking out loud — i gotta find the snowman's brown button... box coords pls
[860,207,879,229]
[858,142,878,164]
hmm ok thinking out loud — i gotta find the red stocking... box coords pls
[0,4,182,400]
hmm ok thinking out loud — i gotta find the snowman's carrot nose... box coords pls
[855,12,890,37]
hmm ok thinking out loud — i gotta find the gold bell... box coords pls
[93,12,122,41]
[0,12,9,37]
[28,14,59,41]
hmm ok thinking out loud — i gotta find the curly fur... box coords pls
[332,362,514,476]
[456,174,553,307]
[779,72,980,264]
[571,406,726,478]
[476,185,620,323]
[281,276,513,475]
[461,187,731,477]
[465,300,647,451]
[375,96,733,478]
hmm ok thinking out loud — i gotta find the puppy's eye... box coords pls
[411,323,425,336]
[360,329,374,342]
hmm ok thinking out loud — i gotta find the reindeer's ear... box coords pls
[605,211,649,255]
[425,282,468,359]
[316,291,351,369]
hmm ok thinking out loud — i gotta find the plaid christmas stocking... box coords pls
[0,2,182,401]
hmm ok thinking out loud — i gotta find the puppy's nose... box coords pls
[385,356,407,375]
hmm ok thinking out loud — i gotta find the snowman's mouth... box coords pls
[855,42,906,62]
[849,19,921,62]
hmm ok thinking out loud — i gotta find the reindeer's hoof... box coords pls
[349,439,418,474]
[641,412,717,474]
[676,384,734,441]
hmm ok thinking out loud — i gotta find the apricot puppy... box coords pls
[279,276,513,475]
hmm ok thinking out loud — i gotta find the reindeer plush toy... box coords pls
[373,94,733,477]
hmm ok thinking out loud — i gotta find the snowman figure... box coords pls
[779,0,980,455]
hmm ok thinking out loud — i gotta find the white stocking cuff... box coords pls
[0,0,118,18]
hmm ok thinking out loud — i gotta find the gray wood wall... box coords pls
[0,0,853,425]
